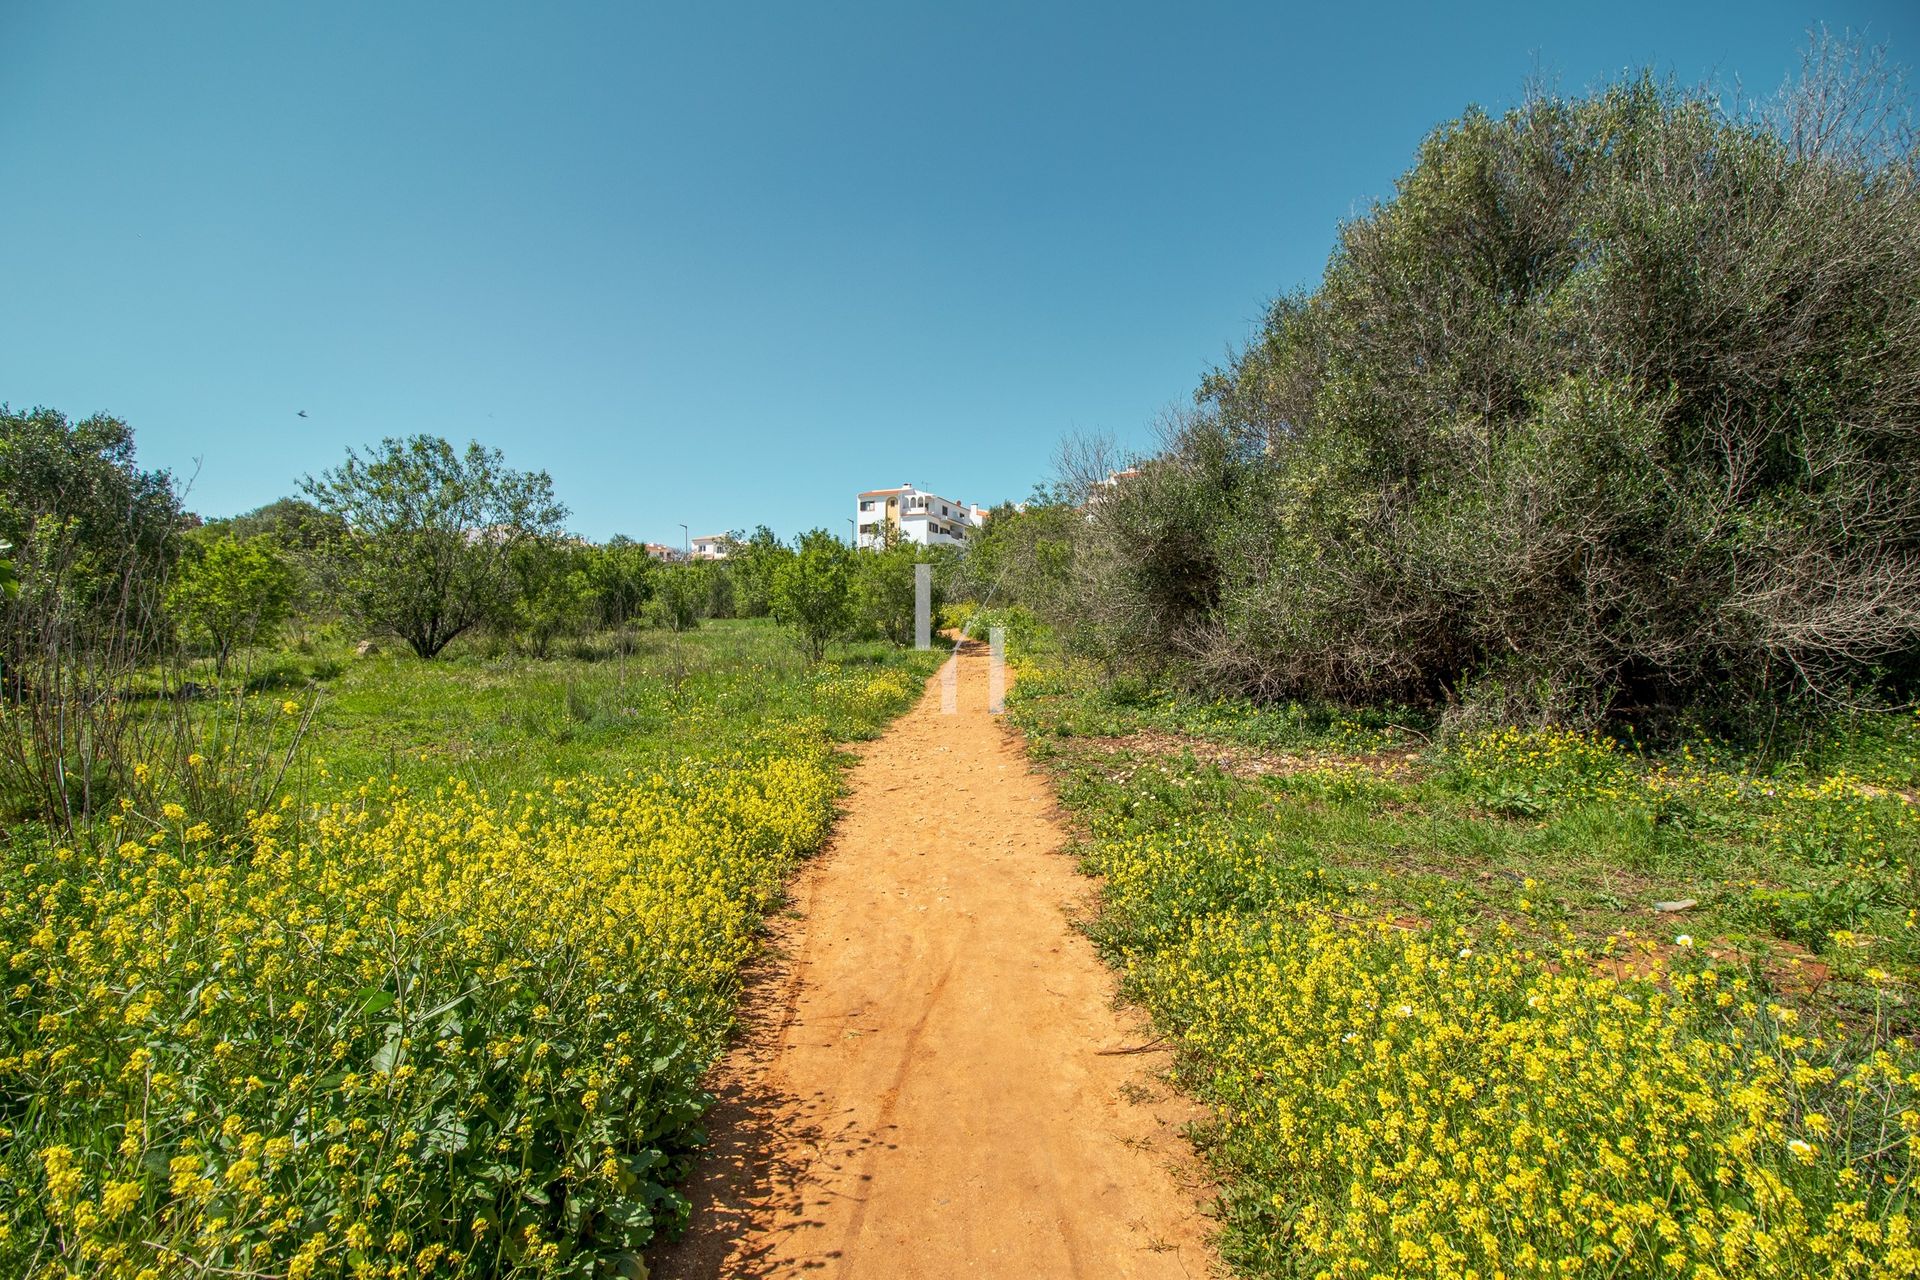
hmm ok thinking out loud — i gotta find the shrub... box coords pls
[720,528,788,620]
[303,437,567,660]
[504,540,593,659]
[0,404,181,657]
[853,547,944,647]
[647,564,706,633]
[1056,42,1920,730]
[770,531,853,662]
[1,754,837,1277]
[581,537,654,631]
[168,533,300,674]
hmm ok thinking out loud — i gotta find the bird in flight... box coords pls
[297,410,308,418]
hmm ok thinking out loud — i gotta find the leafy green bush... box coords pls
[1441,726,1636,816]
[770,531,853,662]
[852,546,944,647]
[169,534,301,674]
[2,759,832,1277]
[1049,43,1920,731]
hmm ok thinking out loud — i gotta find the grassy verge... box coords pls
[1010,656,1920,1278]
[2,620,944,1278]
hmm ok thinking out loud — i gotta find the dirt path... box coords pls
[651,638,1214,1279]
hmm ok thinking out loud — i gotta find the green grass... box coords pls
[169,619,947,801]
[1008,655,1920,1277]
[1015,662,1920,992]
[2,619,949,1278]
[301,622,943,790]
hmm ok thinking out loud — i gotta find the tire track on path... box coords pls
[651,638,1215,1278]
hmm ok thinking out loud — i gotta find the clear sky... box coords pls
[3,2,1915,543]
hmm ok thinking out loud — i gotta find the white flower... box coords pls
[1787,1138,1815,1161]
[1396,1004,1413,1018]
[1458,947,1472,959]
[1341,1032,1357,1043]
[1526,994,1541,1009]
[1676,934,1694,948]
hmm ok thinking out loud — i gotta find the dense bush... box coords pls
[0,406,182,658]
[1059,45,1920,731]
[580,537,654,631]
[1015,662,1920,1279]
[168,533,301,673]
[0,408,187,834]
[647,563,708,633]
[721,527,788,619]
[2,758,833,1277]
[205,498,351,625]
[1,643,937,1278]
[771,531,853,662]
[504,540,594,658]
[852,545,949,646]
[303,437,567,660]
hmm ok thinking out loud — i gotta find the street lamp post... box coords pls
[847,517,856,547]
[678,523,689,560]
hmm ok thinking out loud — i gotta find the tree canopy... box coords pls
[772,530,854,662]
[302,436,567,659]
[168,533,299,673]
[1013,49,1920,732]
[0,405,181,653]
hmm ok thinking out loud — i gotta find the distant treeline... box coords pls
[974,39,1920,736]
[0,409,957,831]
[0,410,951,673]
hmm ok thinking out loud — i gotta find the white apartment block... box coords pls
[688,534,730,560]
[855,484,988,550]
[1084,467,1141,511]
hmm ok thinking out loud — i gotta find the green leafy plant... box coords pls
[302,436,567,659]
[771,530,853,662]
[168,533,300,674]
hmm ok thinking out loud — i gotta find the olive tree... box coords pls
[771,530,853,661]
[1069,41,1920,731]
[167,534,300,674]
[303,436,566,659]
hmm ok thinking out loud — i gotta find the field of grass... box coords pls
[2,620,943,1279]
[1009,653,1920,1278]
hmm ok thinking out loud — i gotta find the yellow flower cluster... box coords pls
[2,750,837,1277]
[1446,728,1918,940]
[1446,725,1637,812]
[1096,816,1920,1277]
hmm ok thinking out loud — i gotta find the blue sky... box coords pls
[3,2,1915,543]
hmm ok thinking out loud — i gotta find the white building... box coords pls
[855,484,987,550]
[1084,467,1141,512]
[688,534,730,561]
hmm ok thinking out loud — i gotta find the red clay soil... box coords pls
[650,639,1215,1279]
